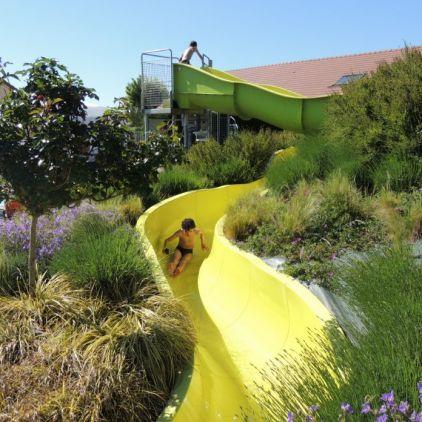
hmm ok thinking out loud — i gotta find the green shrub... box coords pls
[152,165,211,200]
[246,247,422,420]
[186,130,296,187]
[186,139,225,176]
[205,157,250,185]
[265,135,361,192]
[371,153,422,192]
[223,129,297,178]
[324,48,422,182]
[224,191,278,240]
[49,215,153,303]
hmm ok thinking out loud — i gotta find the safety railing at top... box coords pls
[141,48,213,112]
[141,49,175,112]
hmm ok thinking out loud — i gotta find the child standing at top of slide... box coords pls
[179,41,203,65]
[163,218,208,276]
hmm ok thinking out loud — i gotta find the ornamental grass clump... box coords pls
[314,172,369,230]
[374,190,422,244]
[152,164,211,200]
[224,191,278,240]
[49,214,152,303]
[0,277,195,420]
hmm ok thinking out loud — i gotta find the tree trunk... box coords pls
[28,214,39,285]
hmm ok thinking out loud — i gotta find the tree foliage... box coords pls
[0,57,180,282]
[324,47,422,166]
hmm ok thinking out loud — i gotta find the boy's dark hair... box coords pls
[190,41,198,47]
[182,218,196,230]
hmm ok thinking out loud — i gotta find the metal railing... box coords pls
[202,53,213,68]
[141,49,175,112]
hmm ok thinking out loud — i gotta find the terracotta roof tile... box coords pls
[228,47,422,97]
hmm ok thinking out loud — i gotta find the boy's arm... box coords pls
[163,231,180,253]
[197,229,208,251]
[195,48,204,62]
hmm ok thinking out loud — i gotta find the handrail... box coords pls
[202,53,213,68]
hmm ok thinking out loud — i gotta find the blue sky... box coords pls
[2,0,421,106]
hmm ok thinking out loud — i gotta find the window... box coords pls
[333,73,366,86]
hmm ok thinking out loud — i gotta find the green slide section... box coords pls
[138,178,333,420]
[173,64,330,132]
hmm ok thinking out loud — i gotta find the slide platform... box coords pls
[138,180,333,421]
[173,64,330,132]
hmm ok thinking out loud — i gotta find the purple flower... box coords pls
[341,403,354,414]
[379,404,387,414]
[418,381,422,394]
[376,415,388,422]
[398,401,409,414]
[309,405,319,413]
[330,252,337,260]
[410,411,422,422]
[0,204,119,262]
[381,390,395,406]
[361,402,372,414]
[305,416,314,422]
[328,271,334,278]
[287,412,295,422]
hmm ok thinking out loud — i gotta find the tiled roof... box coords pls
[228,47,422,97]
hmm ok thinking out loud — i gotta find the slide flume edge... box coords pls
[173,64,330,133]
[137,179,334,421]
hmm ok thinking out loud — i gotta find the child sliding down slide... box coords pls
[163,218,208,277]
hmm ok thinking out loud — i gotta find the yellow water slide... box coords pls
[138,180,333,421]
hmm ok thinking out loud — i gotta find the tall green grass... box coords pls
[265,135,361,193]
[152,164,211,200]
[49,215,153,303]
[371,154,422,192]
[245,247,422,420]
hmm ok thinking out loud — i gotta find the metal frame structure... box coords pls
[141,47,234,147]
[141,49,175,139]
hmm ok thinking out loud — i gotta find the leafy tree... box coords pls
[0,58,169,284]
[324,48,422,169]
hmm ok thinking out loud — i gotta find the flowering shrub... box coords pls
[287,382,422,421]
[0,204,118,263]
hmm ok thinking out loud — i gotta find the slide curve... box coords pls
[137,180,333,421]
[173,64,330,132]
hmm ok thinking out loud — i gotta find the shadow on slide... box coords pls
[137,180,333,421]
